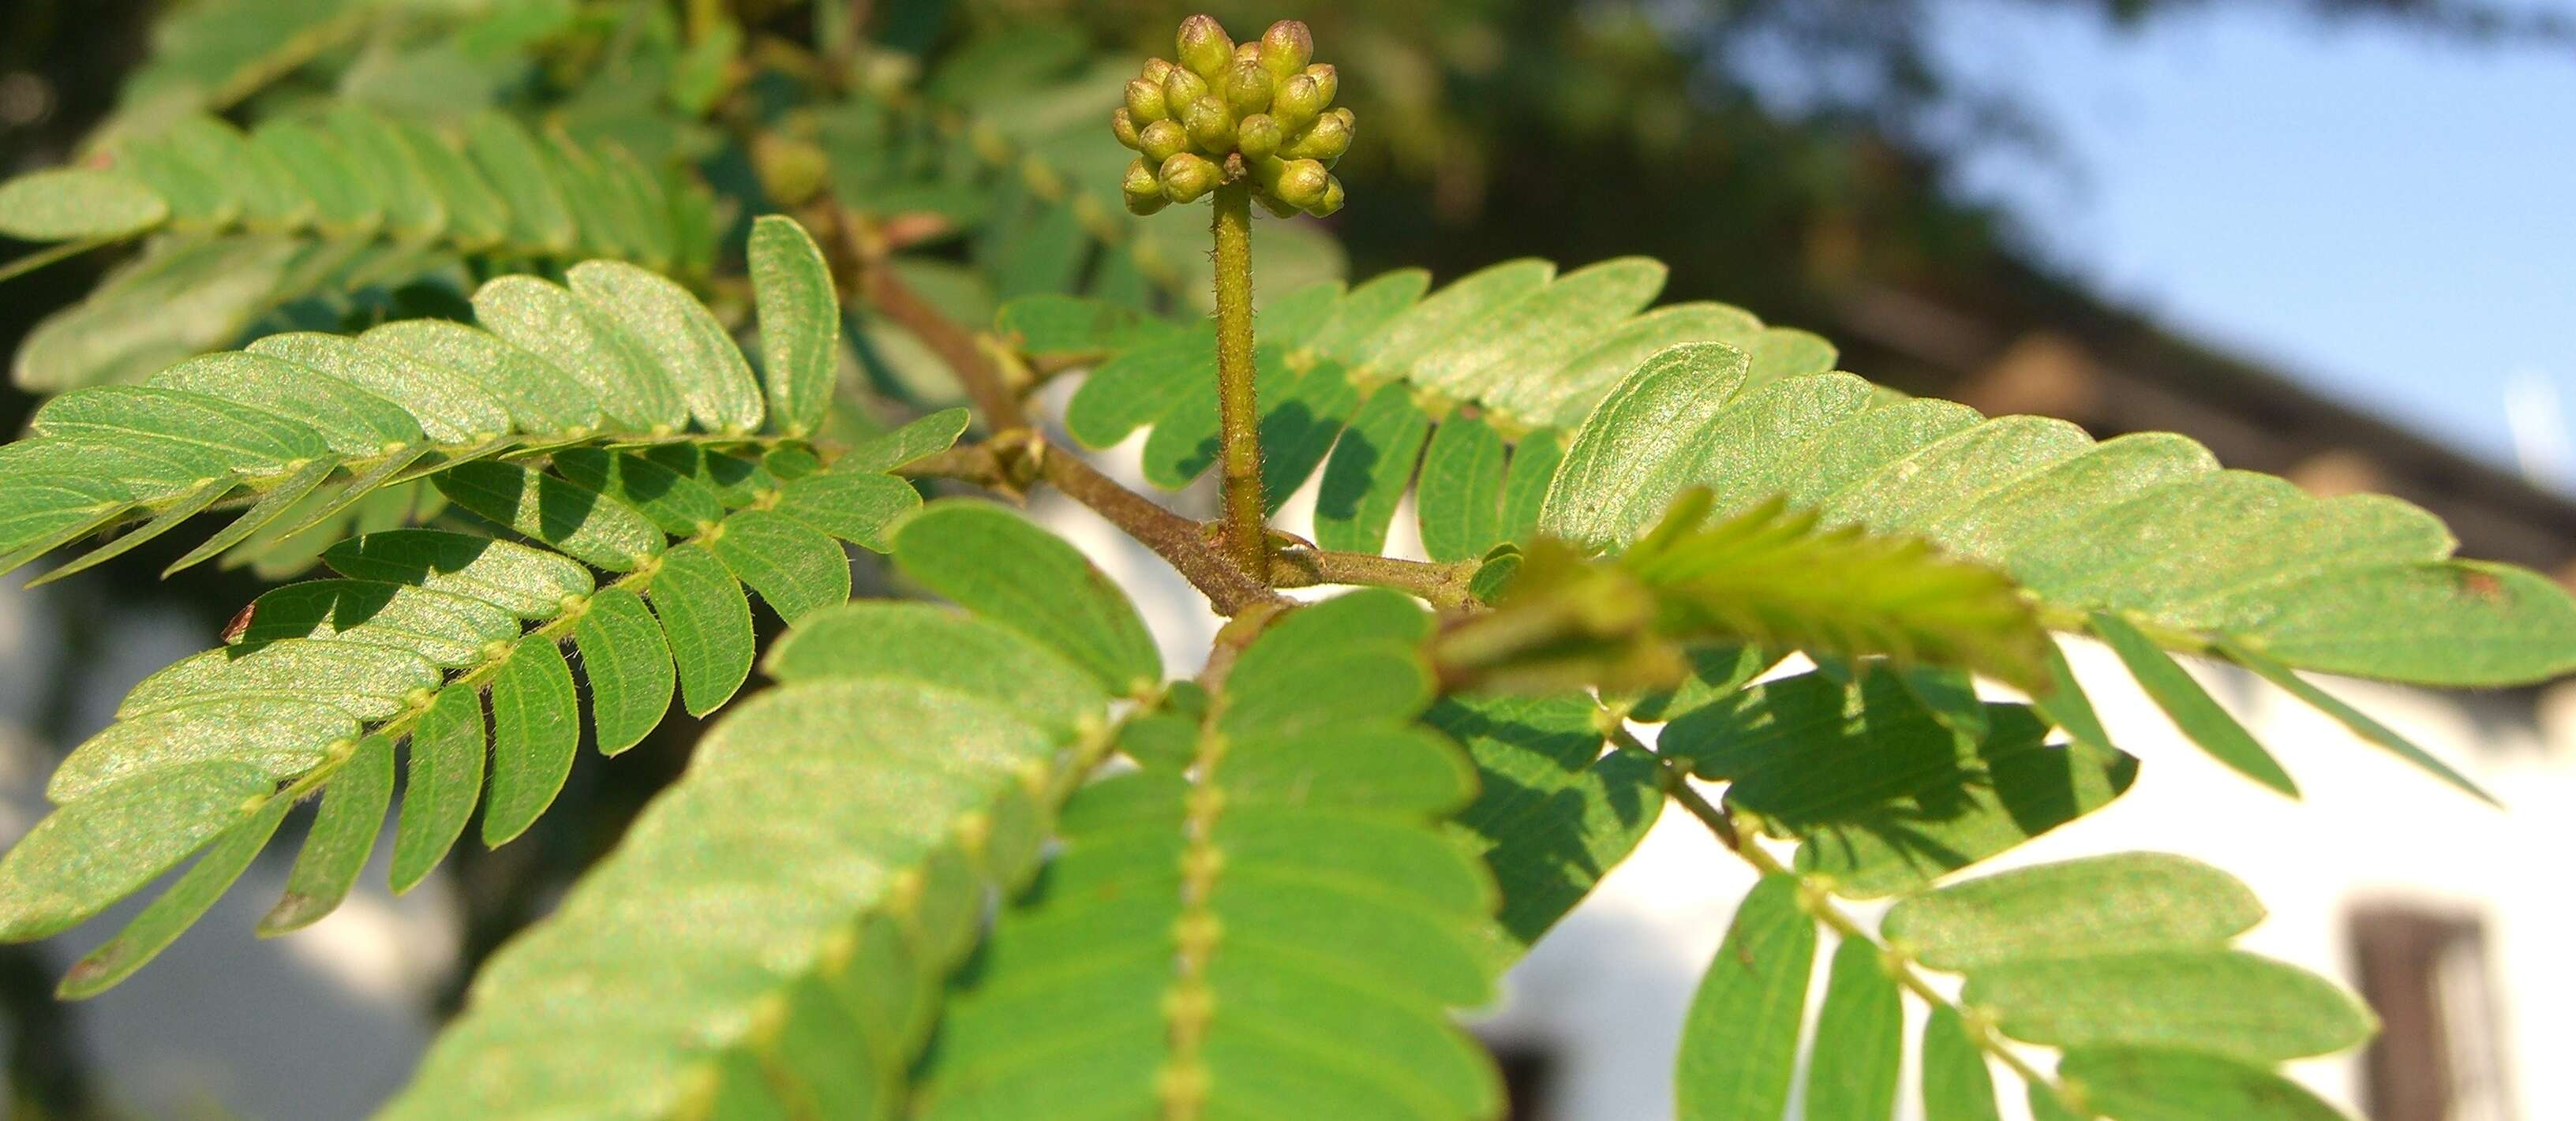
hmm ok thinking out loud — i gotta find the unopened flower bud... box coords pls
[1314,174,1345,217]
[1125,78,1169,123]
[1138,118,1189,163]
[1177,14,1234,79]
[1222,60,1274,118]
[1274,158,1330,210]
[1121,158,1166,214]
[1182,96,1234,151]
[1272,73,1326,133]
[1282,109,1351,163]
[1141,58,1177,86]
[1256,192,1301,219]
[1235,42,1264,65]
[1236,114,1282,161]
[1163,67,1210,112]
[1159,152,1221,203]
[1111,106,1144,150]
[1302,63,1339,106]
[1246,154,1286,192]
[1260,21,1314,81]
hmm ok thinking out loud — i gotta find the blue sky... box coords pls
[1928,0,2576,488]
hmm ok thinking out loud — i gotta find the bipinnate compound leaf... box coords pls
[376,678,1079,1120]
[7,108,716,392]
[0,225,941,988]
[1675,875,1814,1121]
[1032,260,2570,804]
[912,589,1503,1121]
[0,218,848,585]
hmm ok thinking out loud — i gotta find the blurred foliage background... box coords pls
[1,0,2563,1113]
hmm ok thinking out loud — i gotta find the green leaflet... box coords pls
[839,406,971,475]
[1314,386,1433,553]
[432,461,665,572]
[2089,611,2297,797]
[151,351,421,458]
[763,602,1107,739]
[2216,637,2496,805]
[1919,1007,2003,1121]
[390,685,485,895]
[1539,342,1750,549]
[749,215,839,436]
[548,447,726,536]
[1963,949,2375,1064]
[776,466,919,552]
[648,543,756,716]
[377,676,1074,1121]
[0,167,169,241]
[890,501,1162,695]
[481,635,581,846]
[234,579,519,668]
[1417,414,1507,562]
[1884,854,2263,971]
[1415,257,1667,402]
[571,589,676,757]
[1674,875,1814,1121]
[471,275,687,435]
[52,697,356,802]
[1430,692,1661,966]
[708,508,850,623]
[249,332,513,445]
[325,530,593,618]
[258,734,393,935]
[2057,1047,2350,1121]
[0,762,272,941]
[33,384,328,476]
[120,638,440,722]
[1806,937,1902,1121]
[58,793,294,1000]
[363,319,604,438]
[567,259,766,435]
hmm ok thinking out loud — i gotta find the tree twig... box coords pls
[1268,548,1478,610]
[1036,443,1284,616]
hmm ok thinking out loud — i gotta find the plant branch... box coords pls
[1035,442,1284,617]
[811,198,1029,435]
[1209,179,1266,577]
[1268,548,1478,610]
[1642,736,2087,1117]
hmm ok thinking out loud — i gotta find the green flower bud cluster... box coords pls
[1112,15,1352,218]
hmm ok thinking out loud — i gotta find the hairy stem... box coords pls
[1268,548,1478,610]
[1644,743,2084,1115]
[1210,180,1266,577]
[1037,443,1284,616]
